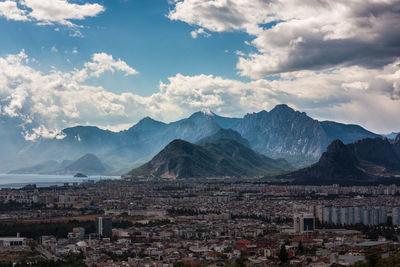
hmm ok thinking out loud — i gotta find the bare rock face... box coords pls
[234,104,330,163]
[392,133,400,159]
[234,104,379,167]
[394,133,400,145]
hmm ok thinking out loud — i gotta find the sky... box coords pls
[0,0,400,139]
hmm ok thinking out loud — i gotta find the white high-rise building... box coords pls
[322,206,387,226]
[331,207,339,225]
[96,216,112,236]
[339,207,349,225]
[353,206,362,224]
[362,208,373,225]
[323,207,331,224]
[393,207,400,226]
[380,206,388,224]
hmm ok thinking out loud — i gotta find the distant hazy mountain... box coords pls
[281,135,400,185]
[15,110,231,173]
[0,116,30,171]
[9,160,63,175]
[10,154,108,175]
[2,104,382,173]
[63,153,108,175]
[320,121,381,145]
[165,111,223,143]
[196,128,250,147]
[383,132,400,140]
[126,139,292,179]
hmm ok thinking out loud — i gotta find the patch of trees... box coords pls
[0,253,86,267]
[167,208,220,216]
[133,219,171,227]
[0,220,95,239]
[231,214,292,224]
[317,221,399,241]
[112,220,133,228]
[0,201,45,211]
[352,250,400,267]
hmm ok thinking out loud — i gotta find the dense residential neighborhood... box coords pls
[1,179,400,266]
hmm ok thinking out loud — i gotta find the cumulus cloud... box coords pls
[168,0,270,35]
[0,0,105,35]
[72,52,138,82]
[0,0,28,21]
[21,0,105,26]
[169,0,400,78]
[0,51,140,139]
[1,51,400,140]
[190,28,211,38]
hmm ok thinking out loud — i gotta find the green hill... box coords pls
[126,138,292,179]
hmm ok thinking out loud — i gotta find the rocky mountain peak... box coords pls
[200,108,216,116]
[138,116,157,123]
[326,139,346,150]
[189,110,216,119]
[395,134,400,144]
[129,116,165,131]
[319,139,359,168]
[278,138,366,184]
[269,104,295,114]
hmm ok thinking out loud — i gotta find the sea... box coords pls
[0,174,120,189]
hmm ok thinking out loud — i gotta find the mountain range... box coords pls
[3,104,381,175]
[280,135,400,185]
[10,153,109,175]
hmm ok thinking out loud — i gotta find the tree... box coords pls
[297,241,304,255]
[173,262,185,267]
[235,252,248,267]
[279,244,288,263]
[365,250,382,267]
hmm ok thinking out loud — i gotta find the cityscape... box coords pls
[2,179,400,266]
[1,0,400,266]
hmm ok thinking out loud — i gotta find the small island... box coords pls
[74,173,88,178]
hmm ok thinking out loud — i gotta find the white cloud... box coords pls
[168,0,269,35]
[51,46,58,53]
[1,51,400,139]
[0,51,141,139]
[235,50,245,57]
[190,28,211,39]
[169,0,400,78]
[0,0,105,35]
[0,0,28,21]
[72,52,138,82]
[20,0,105,26]
[72,48,78,54]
